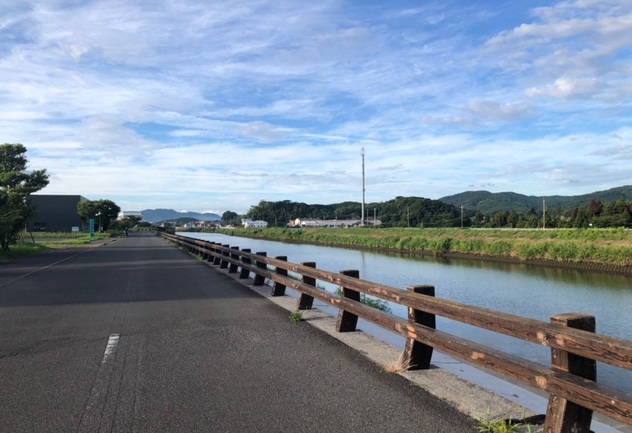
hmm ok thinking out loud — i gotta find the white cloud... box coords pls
[2,1,631,213]
[526,76,603,99]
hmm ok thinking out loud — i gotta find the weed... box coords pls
[289,310,303,323]
[384,352,414,373]
[475,410,539,433]
[334,288,392,313]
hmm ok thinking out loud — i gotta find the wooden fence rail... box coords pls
[161,233,632,432]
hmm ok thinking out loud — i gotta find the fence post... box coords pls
[239,249,251,279]
[218,244,229,268]
[544,313,596,433]
[253,252,267,286]
[212,244,222,265]
[297,262,316,310]
[228,246,239,273]
[402,285,436,370]
[271,256,288,296]
[203,242,216,262]
[336,270,360,332]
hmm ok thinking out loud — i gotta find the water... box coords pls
[178,232,632,394]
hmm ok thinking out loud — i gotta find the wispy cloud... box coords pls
[1,0,630,213]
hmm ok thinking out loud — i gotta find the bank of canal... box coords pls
[179,232,631,396]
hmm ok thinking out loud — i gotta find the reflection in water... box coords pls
[179,232,632,393]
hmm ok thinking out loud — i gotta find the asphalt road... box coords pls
[0,232,477,433]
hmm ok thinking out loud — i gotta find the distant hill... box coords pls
[141,208,221,223]
[440,185,632,214]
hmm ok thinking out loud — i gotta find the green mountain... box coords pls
[141,208,220,223]
[439,185,632,214]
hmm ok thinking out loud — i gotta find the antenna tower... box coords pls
[361,147,365,226]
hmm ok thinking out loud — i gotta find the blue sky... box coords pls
[2,0,631,214]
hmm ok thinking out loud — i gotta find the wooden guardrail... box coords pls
[162,233,632,433]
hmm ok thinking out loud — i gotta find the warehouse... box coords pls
[27,195,88,232]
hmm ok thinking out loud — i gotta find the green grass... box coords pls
[0,232,112,262]
[289,310,303,323]
[0,243,52,262]
[214,227,632,267]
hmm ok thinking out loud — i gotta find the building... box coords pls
[117,211,144,220]
[242,219,268,228]
[27,195,88,232]
[292,218,368,228]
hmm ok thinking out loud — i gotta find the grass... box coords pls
[0,232,112,262]
[384,351,414,374]
[0,243,52,262]
[215,227,632,267]
[475,410,539,433]
[289,310,303,323]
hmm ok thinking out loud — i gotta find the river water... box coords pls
[178,232,631,395]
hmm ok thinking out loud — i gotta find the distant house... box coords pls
[242,219,268,228]
[27,195,88,232]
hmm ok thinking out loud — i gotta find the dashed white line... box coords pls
[77,333,121,433]
[102,334,120,363]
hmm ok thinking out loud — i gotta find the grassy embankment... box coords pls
[0,232,111,262]
[216,227,632,269]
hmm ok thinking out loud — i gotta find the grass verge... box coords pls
[0,233,112,262]
[212,227,632,268]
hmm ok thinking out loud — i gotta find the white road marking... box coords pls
[102,334,120,363]
[77,333,121,433]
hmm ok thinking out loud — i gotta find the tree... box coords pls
[0,144,49,250]
[77,199,121,231]
[587,199,602,218]
[222,210,238,225]
[109,215,142,231]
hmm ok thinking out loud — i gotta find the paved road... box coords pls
[0,233,477,433]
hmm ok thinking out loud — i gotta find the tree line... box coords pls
[242,197,463,228]
[473,199,632,229]
[236,196,632,229]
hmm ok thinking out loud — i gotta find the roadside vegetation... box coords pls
[0,143,49,251]
[215,227,632,267]
[0,232,114,262]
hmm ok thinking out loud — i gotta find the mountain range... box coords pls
[139,186,632,222]
[141,208,220,223]
[439,185,632,214]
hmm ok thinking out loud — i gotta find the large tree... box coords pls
[0,144,49,250]
[77,199,121,231]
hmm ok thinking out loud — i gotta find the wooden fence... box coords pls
[162,232,632,433]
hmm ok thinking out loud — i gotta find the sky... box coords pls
[1,0,631,214]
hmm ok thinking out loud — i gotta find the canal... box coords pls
[178,232,631,395]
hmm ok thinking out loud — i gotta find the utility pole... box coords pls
[461,205,464,229]
[543,199,546,230]
[361,147,365,226]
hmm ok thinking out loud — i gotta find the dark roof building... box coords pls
[27,195,88,232]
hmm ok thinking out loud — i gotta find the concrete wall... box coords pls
[27,195,88,232]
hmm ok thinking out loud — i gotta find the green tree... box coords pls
[0,144,49,250]
[109,215,142,232]
[77,199,121,231]
[222,210,238,225]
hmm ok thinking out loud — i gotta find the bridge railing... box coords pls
[162,232,632,433]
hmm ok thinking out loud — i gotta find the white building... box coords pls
[117,211,144,220]
[242,219,268,228]
[292,218,368,228]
